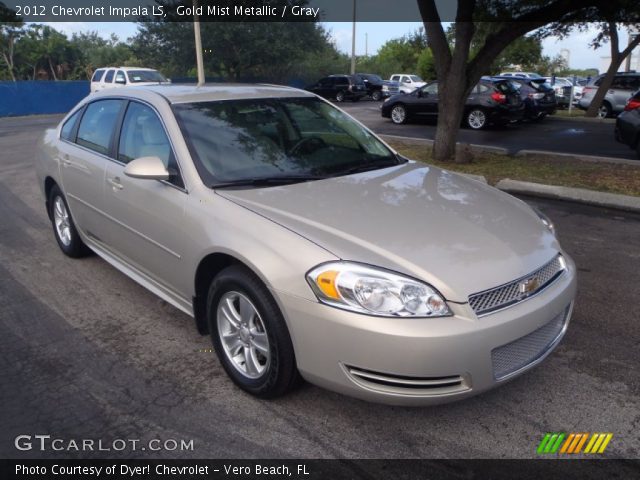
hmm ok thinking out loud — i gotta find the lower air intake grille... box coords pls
[344,365,469,396]
[491,304,572,380]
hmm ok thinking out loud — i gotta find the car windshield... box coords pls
[410,75,423,82]
[173,97,401,187]
[366,74,383,82]
[127,70,168,83]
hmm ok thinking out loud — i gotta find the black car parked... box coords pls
[355,73,385,101]
[381,79,524,129]
[615,89,640,159]
[493,76,557,120]
[306,75,367,102]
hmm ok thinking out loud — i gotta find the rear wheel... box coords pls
[48,185,90,258]
[371,90,382,101]
[466,108,487,129]
[207,265,300,398]
[390,104,407,124]
[598,102,611,119]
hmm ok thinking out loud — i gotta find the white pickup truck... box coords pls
[389,74,427,94]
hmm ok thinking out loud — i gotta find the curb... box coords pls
[549,114,615,123]
[379,134,509,156]
[495,178,640,213]
[515,150,639,167]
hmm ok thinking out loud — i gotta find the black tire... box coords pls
[371,90,382,101]
[466,108,488,130]
[390,104,408,124]
[532,112,547,122]
[335,91,345,102]
[48,185,90,258]
[207,265,300,398]
[598,102,612,119]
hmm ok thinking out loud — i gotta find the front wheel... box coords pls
[390,104,407,124]
[335,91,345,102]
[207,265,300,398]
[466,108,487,129]
[48,185,90,258]
[371,90,382,101]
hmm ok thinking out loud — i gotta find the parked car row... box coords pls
[305,73,426,102]
[380,77,558,129]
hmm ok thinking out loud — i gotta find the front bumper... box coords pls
[276,254,577,406]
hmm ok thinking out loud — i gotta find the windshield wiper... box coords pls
[211,175,324,189]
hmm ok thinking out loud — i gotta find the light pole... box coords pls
[193,0,205,86]
[350,0,356,74]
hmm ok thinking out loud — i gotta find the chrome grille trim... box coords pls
[343,365,470,396]
[492,303,572,381]
[468,255,565,317]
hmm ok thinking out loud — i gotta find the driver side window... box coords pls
[423,83,439,95]
[118,101,184,188]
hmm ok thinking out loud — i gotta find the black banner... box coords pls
[3,0,640,23]
[2,459,640,480]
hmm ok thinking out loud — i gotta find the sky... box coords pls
[45,21,635,73]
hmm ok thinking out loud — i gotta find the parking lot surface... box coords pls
[1,115,639,459]
[340,101,635,160]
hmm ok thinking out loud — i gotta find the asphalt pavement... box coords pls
[1,115,639,460]
[340,101,636,160]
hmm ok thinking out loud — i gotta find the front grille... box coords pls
[468,255,565,316]
[491,304,571,380]
[344,365,469,396]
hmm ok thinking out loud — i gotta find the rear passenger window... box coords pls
[104,70,115,83]
[60,109,82,141]
[76,100,123,155]
[118,102,183,187]
[91,70,104,82]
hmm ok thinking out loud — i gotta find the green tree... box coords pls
[0,2,23,81]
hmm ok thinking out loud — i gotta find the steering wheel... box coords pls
[288,136,327,155]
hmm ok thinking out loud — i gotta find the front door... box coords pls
[102,101,190,300]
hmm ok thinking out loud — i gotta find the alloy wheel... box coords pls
[391,105,406,124]
[467,109,486,129]
[53,196,72,247]
[216,291,270,379]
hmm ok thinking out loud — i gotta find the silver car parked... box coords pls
[579,72,640,117]
[36,85,577,406]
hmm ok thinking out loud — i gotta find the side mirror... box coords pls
[417,90,425,97]
[115,77,126,85]
[124,156,169,181]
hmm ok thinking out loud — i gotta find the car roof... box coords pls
[90,84,314,104]
[95,67,158,71]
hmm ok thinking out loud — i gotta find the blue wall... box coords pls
[0,81,90,117]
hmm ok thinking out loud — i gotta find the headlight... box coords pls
[306,262,452,317]
[533,208,555,235]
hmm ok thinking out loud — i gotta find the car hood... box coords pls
[217,162,561,302]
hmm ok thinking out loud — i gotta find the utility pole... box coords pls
[350,0,356,74]
[365,32,368,57]
[193,0,205,86]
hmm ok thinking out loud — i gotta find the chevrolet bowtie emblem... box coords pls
[519,276,539,296]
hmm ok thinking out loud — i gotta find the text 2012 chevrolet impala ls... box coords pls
[35,85,576,406]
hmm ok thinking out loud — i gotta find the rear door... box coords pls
[612,76,640,111]
[101,69,115,90]
[90,69,105,93]
[101,100,189,298]
[59,99,126,242]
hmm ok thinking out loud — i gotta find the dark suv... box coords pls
[615,89,640,158]
[306,75,367,102]
[381,79,524,129]
[355,73,385,101]
[493,77,557,121]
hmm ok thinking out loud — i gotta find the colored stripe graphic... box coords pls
[539,433,613,455]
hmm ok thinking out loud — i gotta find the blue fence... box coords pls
[0,81,90,117]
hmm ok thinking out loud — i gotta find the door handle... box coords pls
[107,177,123,190]
[61,154,71,167]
